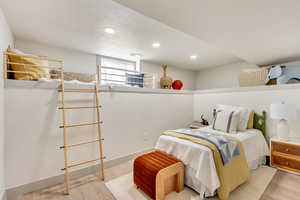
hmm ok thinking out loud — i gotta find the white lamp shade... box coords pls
[270,103,296,120]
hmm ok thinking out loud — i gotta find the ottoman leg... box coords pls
[175,169,184,193]
[156,174,165,200]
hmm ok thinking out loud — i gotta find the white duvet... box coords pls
[155,126,269,197]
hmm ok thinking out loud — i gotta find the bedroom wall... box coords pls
[193,87,300,140]
[15,39,197,90]
[2,35,197,190]
[14,39,96,74]
[196,62,259,90]
[196,60,300,90]
[0,7,14,200]
[4,87,193,188]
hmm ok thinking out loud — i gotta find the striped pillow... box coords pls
[213,110,240,133]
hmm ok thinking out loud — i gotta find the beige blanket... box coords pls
[162,131,250,200]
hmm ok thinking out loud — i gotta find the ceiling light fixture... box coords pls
[190,55,197,60]
[104,28,115,34]
[152,42,160,48]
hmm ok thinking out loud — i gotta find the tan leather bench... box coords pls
[133,151,184,200]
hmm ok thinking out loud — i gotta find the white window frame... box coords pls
[98,55,142,86]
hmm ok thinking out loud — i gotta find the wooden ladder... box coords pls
[58,74,105,195]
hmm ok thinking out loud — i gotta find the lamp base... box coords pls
[277,119,289,140]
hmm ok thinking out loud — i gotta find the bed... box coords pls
[155,111,269,199]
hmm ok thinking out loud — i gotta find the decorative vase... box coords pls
[172,80,183,90]
[160,64,173,89]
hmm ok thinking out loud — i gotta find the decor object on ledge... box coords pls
[239,65,300,87]
[50,70,96,83]
[172,80,183,90]
[238,68,268,87]
[160,64,173,89]
[270,103,296,140]
[126,73,144,88]
[266,65,300,85]
[6,48,51,80]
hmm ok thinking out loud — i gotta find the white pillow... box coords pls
[212,109,240,133]
[216,104,250,131]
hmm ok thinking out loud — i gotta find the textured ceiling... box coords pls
[113,0,300,66]
[0,0,243,70]
[4,0,299,70]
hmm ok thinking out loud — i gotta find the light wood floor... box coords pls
[18,161,300,200]
[260,170,300,200]
[18,161,133,200]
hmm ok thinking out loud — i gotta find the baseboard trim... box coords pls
[6,148,152,200]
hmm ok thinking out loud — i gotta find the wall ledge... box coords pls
[6,79,300,95]
[194,84,300,94]
[4,79,194,95]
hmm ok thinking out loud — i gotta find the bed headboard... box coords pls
[253,111,266,138]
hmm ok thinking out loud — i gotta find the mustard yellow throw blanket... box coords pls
[162,131,250,200]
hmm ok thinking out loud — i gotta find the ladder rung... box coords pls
[59,106,101,110]
[60,139,103,149]
[58,89,97,93]
[61,157,106,170]
[59,121,103,128]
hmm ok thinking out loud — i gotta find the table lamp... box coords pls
[270,103,296,140]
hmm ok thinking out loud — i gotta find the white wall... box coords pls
[15,39,97,74]
[142,62,197,90]
[15,39,197,90]
[1,36,197,189]
[0,7,14,199]
[4,86,193,188]
[5,38,300,190]
[196,62,259,90]
[194,87,300,140]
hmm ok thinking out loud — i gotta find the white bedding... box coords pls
[154,126,269,197]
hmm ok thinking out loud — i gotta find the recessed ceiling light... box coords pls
[104,28,115,34]
[190,55,197,60]
[152,42,160,48]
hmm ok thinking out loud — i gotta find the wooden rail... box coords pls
[61,157,106,170]
[7,62,63,69]
[5,52,63,62]
[59,121,103,128]
[59,106,101,110]
[58,89,96,93]
[60,139,103,149]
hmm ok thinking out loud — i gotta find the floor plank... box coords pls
[260,170,300,200]
[16,161,133,200]
[17,161,300,200]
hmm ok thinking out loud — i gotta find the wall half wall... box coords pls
[4,84,194,189]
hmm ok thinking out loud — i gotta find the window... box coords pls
[99,56,144,87]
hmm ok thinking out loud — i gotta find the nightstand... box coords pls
[270,137,300,174]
